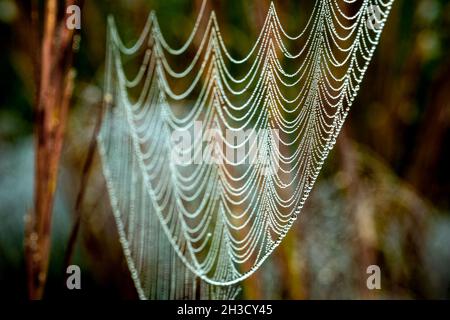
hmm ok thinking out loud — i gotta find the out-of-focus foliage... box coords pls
[0,0,449,299]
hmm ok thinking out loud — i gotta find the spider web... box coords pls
[98,0,394,299]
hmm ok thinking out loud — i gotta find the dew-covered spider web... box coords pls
[98,0,394,299]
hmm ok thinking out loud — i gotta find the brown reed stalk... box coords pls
[24,0,81,300]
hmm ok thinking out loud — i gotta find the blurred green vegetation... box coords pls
[0,0,449,299]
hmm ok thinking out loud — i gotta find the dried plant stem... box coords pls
[63,100,104,270]
[25,0,80,300]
